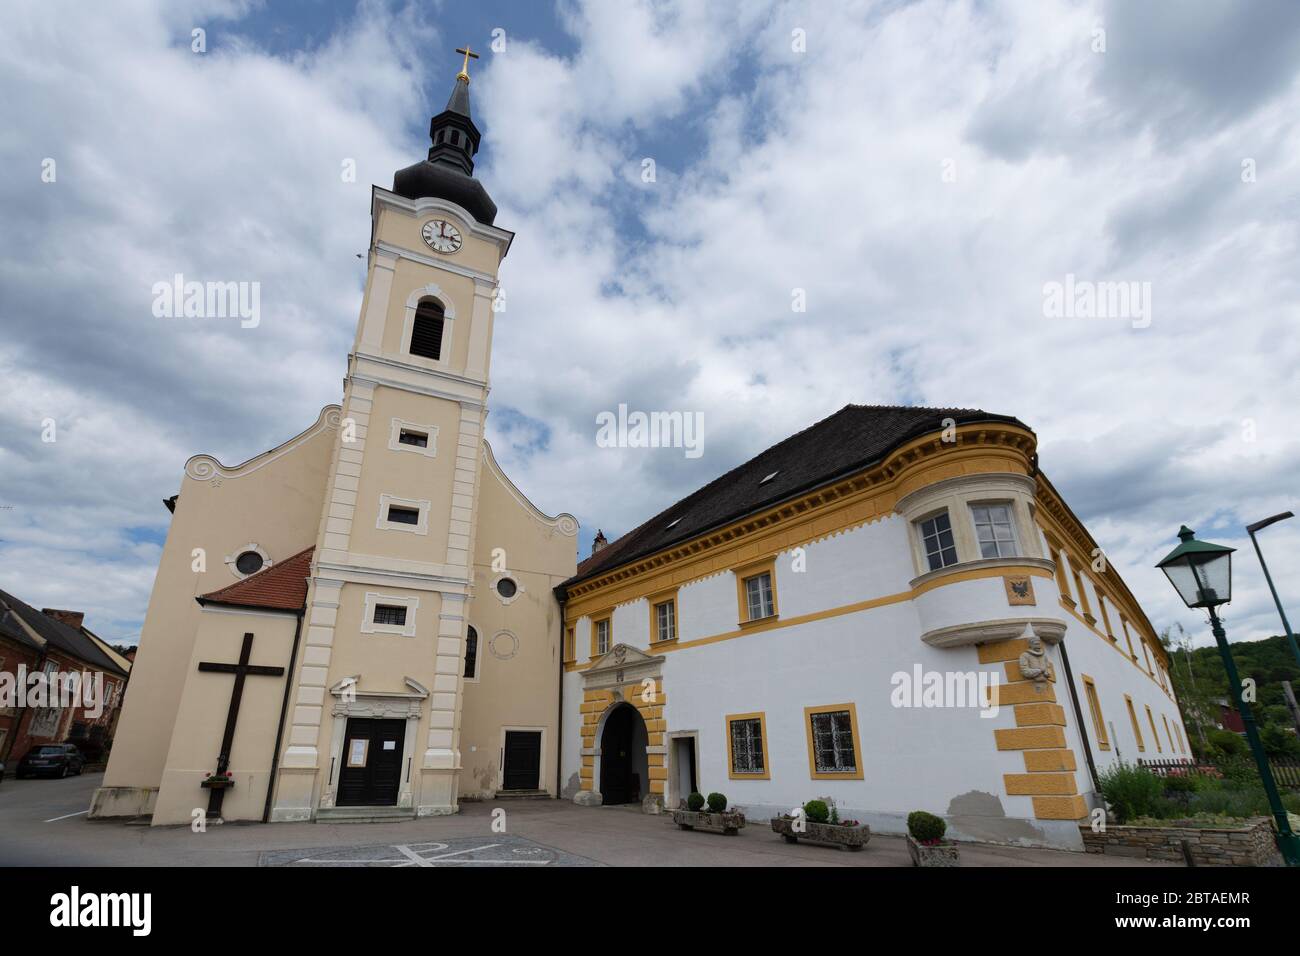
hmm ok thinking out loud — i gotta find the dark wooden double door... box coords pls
[337,718,405,807]
[502,730,541,791]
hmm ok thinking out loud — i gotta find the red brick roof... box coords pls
[197,547,313,612]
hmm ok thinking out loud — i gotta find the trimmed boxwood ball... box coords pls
[907,810,946,843]
[803,799,830,824]
[687,792,705,811]
[706,792,728,812]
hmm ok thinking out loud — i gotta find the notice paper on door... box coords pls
[347,738,368,767]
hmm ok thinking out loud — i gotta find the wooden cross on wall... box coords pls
[197,632,284,818]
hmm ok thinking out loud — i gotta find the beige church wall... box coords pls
[458,444,577,799]
[377,202,504,278]
[298,580,442,804]
[93,408,339,818]
[150,607,298,826]
[345,386,463,564]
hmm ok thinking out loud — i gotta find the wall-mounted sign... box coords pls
[382,740,396,751]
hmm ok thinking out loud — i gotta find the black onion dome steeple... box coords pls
[393,47,498,225]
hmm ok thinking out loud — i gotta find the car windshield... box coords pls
[35,747,65,755]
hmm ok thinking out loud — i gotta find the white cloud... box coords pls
[2,0,1299,651]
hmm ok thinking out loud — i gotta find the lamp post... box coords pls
[1157,525,1300,866]
[1245,511,1300,669]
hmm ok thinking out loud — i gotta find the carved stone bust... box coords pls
[1018,634,1054,691]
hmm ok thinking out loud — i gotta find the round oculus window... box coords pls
[235,551,265,576]
[495,577,518,599]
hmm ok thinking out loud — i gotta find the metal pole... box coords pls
[1207,605,1300,866]
[1247,528,1300,669]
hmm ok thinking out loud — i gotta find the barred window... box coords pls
[918,511,958,571]
[744,571,774,620]
[654,600,676,642]
[810,710,857,774]
[971,504,1018,558]
[729,718,765,775]
[373,604,407,626]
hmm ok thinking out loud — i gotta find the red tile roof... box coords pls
[197,547,313,612]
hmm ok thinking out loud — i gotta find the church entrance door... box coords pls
[337,718,405,807]
[502,730,542,791]
[599,703,648,805]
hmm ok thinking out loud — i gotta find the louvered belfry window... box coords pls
[410,298,445,360]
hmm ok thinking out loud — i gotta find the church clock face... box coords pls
[422,219,462,254]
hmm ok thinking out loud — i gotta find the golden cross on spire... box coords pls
[455,45,479,82]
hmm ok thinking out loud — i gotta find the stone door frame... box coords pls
[320,675,427,810]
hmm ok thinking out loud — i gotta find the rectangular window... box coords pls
[397,428,428,448]
[1140,640,1154,675]
[727,714,769,778]
[805,704,863,779]
[593,618,610,656]
[970,503,1018,558]
[744,572,774,621]
[654,600,676,643]
[1125,695,1145,752]
[1121,618,1137,660]
[1097,595,1116,641]
[387,505,420,525]
[1081,675,1110,751]
[373,604,407,626]
[1145,705,1162,753]
[1162,714,1175,753]
[918,511,958,571]
[564,627,575,662]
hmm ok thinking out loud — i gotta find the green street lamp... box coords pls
[1157,525,1300,866]
[1245,512,1300,669]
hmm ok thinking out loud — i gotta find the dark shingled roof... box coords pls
[564,404,1028,587]
[0,590,129,676]
[197,547,313,613]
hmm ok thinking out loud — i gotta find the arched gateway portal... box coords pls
[598,703,648,805]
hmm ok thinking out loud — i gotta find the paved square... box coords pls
[261,835,597,867]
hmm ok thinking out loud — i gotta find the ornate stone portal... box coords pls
[576,644,666,810]
[319,675,428,811]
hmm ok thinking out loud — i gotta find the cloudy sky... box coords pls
[2,0,1299,651]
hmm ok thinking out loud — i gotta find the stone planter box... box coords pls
[770,815,871,851]
[907,834,960,867]
[671,809,746,835]
[1079,817,1282,867]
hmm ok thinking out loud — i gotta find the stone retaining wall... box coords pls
[1079,817,1281,866]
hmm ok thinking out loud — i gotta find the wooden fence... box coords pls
[1139,756,1300,787]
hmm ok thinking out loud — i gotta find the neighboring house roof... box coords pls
[81,628,133,674]
[0,607,45,653]
[0,590,129,677]
[565,403,1026,587]
[196,547,314,612]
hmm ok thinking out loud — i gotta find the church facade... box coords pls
[92,61,1186,849]
[92,61,578,825]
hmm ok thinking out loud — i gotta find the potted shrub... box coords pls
[670,791,746,835]
[906,810,958,866]
[770,799,871,851]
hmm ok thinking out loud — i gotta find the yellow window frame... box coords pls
[803,702,864,780]
[648,587,679,645]
[725,711,771,780]
[733,556,779,626]
[1125,695,1145,752]
[1081,674,1110,751]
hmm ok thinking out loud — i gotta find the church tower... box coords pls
[271,48,514,820]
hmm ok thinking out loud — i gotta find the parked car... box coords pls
[15,744,84,778]
[0,758,6,784]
